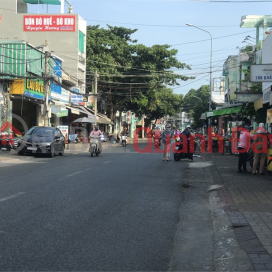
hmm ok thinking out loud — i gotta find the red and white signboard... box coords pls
[24,15,75,32]
[126,111,132,124]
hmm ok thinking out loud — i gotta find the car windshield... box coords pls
[26,128,55,137]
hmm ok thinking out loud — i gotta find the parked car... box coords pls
[17,126,65,157]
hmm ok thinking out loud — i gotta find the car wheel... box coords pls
[50,147,54,158]
[59,148,64,156]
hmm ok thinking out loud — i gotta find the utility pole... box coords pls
[94,70,98,117]
[43,40,50,126]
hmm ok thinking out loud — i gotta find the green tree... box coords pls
[86,25,193,121]
[182,85,216,128]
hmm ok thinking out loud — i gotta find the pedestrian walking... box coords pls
[237,125,251,173]
[252,126,268,175]
[161,124,173,161]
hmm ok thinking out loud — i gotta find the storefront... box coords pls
[204,106,243,136]
[9,78,50,133]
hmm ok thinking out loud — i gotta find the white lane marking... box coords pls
[58,177,66,181]
[85,167,92,170]
[103,161,111,164]
[66,171,83,177]
[0,192,25,203]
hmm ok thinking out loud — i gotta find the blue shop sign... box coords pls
[71,94,83,104]
[73,88,80,93]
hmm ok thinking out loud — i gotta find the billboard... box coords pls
[24,15,75,32]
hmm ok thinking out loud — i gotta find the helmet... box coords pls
[165,124,171,128]
[94,126,99,131]
[186,125,191,129]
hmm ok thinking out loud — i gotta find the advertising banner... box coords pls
[51,106,68,118]
[24,79,51,100]
[57,126,69,142]
[267,109,272,123]
[24,15,76,32]
[51,87,69,104]
[71,94,83,105]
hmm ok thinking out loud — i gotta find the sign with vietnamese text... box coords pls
[71,94,83,105]
[24,79,51,100]
[250,64,272,82]
[57,126,69,142]
[24,15,75,32]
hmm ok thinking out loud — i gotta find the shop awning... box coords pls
[205,106,242,118]
[66,106,87,116]
[80,106,114,124]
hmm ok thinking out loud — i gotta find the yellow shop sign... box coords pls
[26,79,44,93]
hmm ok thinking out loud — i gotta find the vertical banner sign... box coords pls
[57,126,69,142]
[267,109,272,123]
[24,15,76,31]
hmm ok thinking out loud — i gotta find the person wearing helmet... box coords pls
[182,125,193,162]
[161,124,174,161]
[90,125,103,151]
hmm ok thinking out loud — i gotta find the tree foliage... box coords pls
[86,25,193,120]
[182,85,216,127]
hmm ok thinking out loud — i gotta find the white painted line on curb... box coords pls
[103,161,111,164]
[0,192,25,203]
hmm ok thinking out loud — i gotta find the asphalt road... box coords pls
[0,142,185,271]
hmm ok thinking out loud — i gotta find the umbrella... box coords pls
[72,117,97,124]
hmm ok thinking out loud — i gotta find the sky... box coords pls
[28,0,270,96]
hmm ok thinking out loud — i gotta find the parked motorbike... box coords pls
[89,135,101,157]
[100,133,106,142]
[121,135,127,147]
[173,138,197,161]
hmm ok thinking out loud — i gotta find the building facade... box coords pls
[0,0,86,94]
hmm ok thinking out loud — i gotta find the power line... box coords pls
[85,19,238,28]
[171,30,255,46]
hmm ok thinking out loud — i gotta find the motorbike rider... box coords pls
[153,126,162,144]
[182,125,193,162]
[161,124,173,161]
[121,127,129,143]
[90,126,102,152]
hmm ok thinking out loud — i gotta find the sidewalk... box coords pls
[202,152,272,271]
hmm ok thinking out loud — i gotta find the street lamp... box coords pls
[186,23,212,114]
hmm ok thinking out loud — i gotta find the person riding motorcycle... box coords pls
[153,126,162,145]
[121,127,129,143]
[90,126,102,152]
